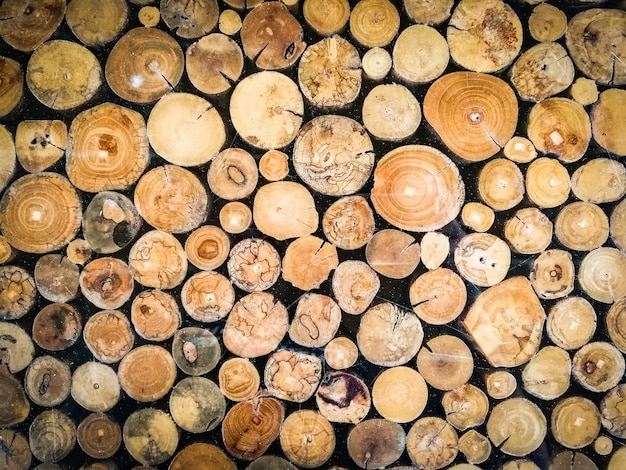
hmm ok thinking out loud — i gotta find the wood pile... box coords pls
[1,0,626,468]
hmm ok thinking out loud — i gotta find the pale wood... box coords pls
[332,260,379,315]
[0,0,66,51]
[530,249,575,300]
[393,25,448,83]
[547,297,596,351]
[160,0,218,39]
[181,271,234,323]
[361,47,392,80]
[0,57,23,118]
[219,9,241,35]
[612,199,626,252]
[486,398,546,457]
[230,71,303,149]
[404,0,452,25]
[131,290,181,340]
[298,35,362,109]
[525,157,570,208]
[283,235,338,290]
[458,430,491,464]
[461,202,494,232]
[83,310,134,363]
[16,120,67,173]
[0,126,15,193]
[522,346,571,401]
[208,148,258,200]
[372,145,464,230]
[462,276,545,367]
[302,0,349,35]
[71,362,120,412]
[128,230,187,289]
[504,207,553,255]
[454,232,510,287]
[123,408,178,466]
[289,293,341,348]
[423,72,518,161]
[365,229,421,278]
[223,292,288,358]
[0,266,36,320]
[362,84,420,141]
[406,417,458,469]
[265,349,321,402]
[65,0,127,46]
[417,335,473,391]
[372,366,428,423]
[324,337,358,370]
[502,459,540,470]
[447,0,522,73]
[347,419,405,469]
[555,202,609,251]
[552,396,601,449]
[410,267,466,325]
[607,297,626,353]
[24,355,71,407]
[570,77,599,106]
[442,384,489,431]
[503,136,537,164]
[29,410,76,463]
[479,158,524,211]
[32,303,82,351]
[349,0,399,48]
[578,247,626,303]
[27,40,101,110]
[218,357,260,402]
[170,443,235,470]
[34,254,79,303]
[79,257,133,310]
[610,447,626,470]
[0,322,34,373]
[105,27,184,103]
[592,88,626,156]
[294,115,373,195]
[138,6,160,27]
[0,236,13,265]
[485,370,517,400]
[222,396,284,461]
[573,341,625,392]
[172,327,221,376]
[571,158,626,204]
[322,196,374,250]
[0,367,30,427]
[219,202,252,234]
[0,429,31,469]
[527,97,591,163]
[601,383,626,439]
[227,238,281,292]
[258,150,289,181]
[169,377,225,433]
[118,345,177,402]
[594,436,613,456]
[66,238,92,265]
[77,413,121,460]
[186,33,243,95]
[420,231,449,270]
[528,3,566,42]
[315,371,371,424]
[357,303,423,367]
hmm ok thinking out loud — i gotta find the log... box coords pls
[570,77,599,106]
[0,126,15,192]
[77,413,122,460]
[571,157,626,204]
[160,0,219,39]
[347,419,405,469]
[123,408,179,466]
[128,230,188,289]
[529,249,575,300]
[0,321,34,373]
[32,303,82,351]
[555,202,609,251]
[332,260,379,315]
[409,267,466,325]
[572,341,625,392]
[289,293,341,348]
[0,0,66,51]
[219,10,242,35]
[208,148,258,200]
[169,377,226,433]
[15,120,66,174]
[461,202,494,233]
[218,357,260,402]
[486,398,546,457]
[525,157,570,208]
[349,0,399,48]
[478,158,524,211]
[0,367,30,427]
[442,384,489,431]
[65,0,127,46]
[117,345,177,402]
[612,199,626,252]
[185,225,230,270]
[258,150,289,182]
[171,327,221,376]
[365,229,421,278]
[607,298,626,353]
[458,430,491,465]
[170,443,235,470]
[485,370,517,400]
[79,257,133,310]
[547,297,596,351]
[0,265,36,320]
[265,349,321,402]
[578,247,626,303]
[600,383,626,439]
[302,0,349,35]
[181,271,234,323]
[71,362,120,412]
[282,235,338,290]
[392,25,448,84]
[24,355,71,407]
[66,239,92,265]
[552,396,601,449]
[322,196,374,250]
[315,371,371,424]
[454,232,511,287]
[406,417,458,469]
[503,136,537,164]
[522,346,571,400]
[528,3,566,42]
[417,335,473,391]
[227,238,281,292]
[361,47,392,80]
[362,84,421,141]
[83,310,134,364]
[131,290,181,340]
[324,337,358,370]
[404,0,453,25]
[0,57,23,118]
[219,201,253,234]
[29,410,76,463]
[34,254,78,303]
[138,6,160,27]
[186,33,243,95]
[592,88,626,156]
[0,429,31,470]
[420,231,449,270]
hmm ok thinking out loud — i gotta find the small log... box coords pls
[552,396,601,449]
[218,357,260,402]
[324,337,358,370]
[570,77,599,106]
[478,158,524,211]
[610,448,626,470]
[322,196,374,250]
[230,71,304,149]
[227,238,281,292]
[24,355,71,407]
[406,417,458,469]
[222,396,284,461]
[0,56,23,118]
[83,310,134,364]
[170,443,235,470]
[486,398,546,457]
[0,236,13,265]
[362,84,421,141]
[302,0,349,35]
[315,371,371,424]
[131,290,180,340]
[259,150,289,182]
[117,345,177,402]
[571,158,626,204]
[219,10,241,35]
[0,173,81,254]
[525,157,570,208]
[547,297,596,351]
[172,327,221,376]
[160,0,218,39]
[185,225,230,270]
[169,377,226,433]
[578,247,626,303]
[565,9,626,86]
[442,384,489,431]
[600,384,626,439]
[349,0,399,48]
[572,341,625,393]
[208,148,258,200]
[77,413,121,460]
[347,419,405,469]
[551,451,598,470]
[0,367,30,427]
[65,0,127,46]
[71,362,120,412]
[0,429,31,469]
[504,208,553,254]
[223,292,288,358]
[27,40,101,110]
[106,27,184,103]
[357,303,423,367]
[186,33,243,95]
[463,276,545,368]
[66,239,92,265]
[404,0,453,25]
[361,47,391,80]
[529,249,575,300]
[423,72,518,162]
[485,370,517,400]
[332,260,379,315]
[80,257,133,310]
[15,120,66,173]
[612,200,626,252]
[138,6,160,27]
[123,408,179,466]
[0,321,34,373]
[282,236,338,290]
[522,346,571,400]
[0,0,66,51]
[289,293,341,348]
[297,35,362,109]
[555,202,609,251]
[29,410,76,463]
[365,229,420,279]
[594,436,613,456]
[461,202,494,233]
[181,271,234,323]
[265,349,321,403]
[34,254,79,303]
[528,3,566,42]
[607,298,626,353]
[420,231,449,270]
[503,136,537,164]
[128,230,188,289]
[0,126,15,193]
[372,366,428,423]
[219,202,252,234]
[459,430,491,465]
[67,103,149,192]
[0,265,36,320]
[454,232,510,287]
[293,115,374,196]
[393,25,448,84]
[32,303,81,351]
[417,335,473,391]
[409,267,466,325]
